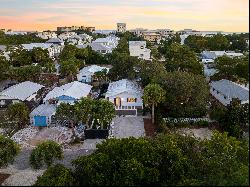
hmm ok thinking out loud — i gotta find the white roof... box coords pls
[129,41,146,46]
[106,79,143,97]
[22,43,53,50]
[0,81,44,101]
[78,65,109,76]
[210,79,249,102]
[30,104,56,116]
[44,81,92,101]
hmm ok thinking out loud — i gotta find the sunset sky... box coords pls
[0,0,249,32]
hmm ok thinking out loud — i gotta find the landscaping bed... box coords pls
[143,118,157,137]
[0,173,10,185]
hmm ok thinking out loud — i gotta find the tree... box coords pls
[0,135,20,168]
[207,34,230,50]
[29,140,63,169]
[0,54,9,81]
[7,102,29,129]
[60,58,79,81]
[143,83,166,124]
[75,97,94,127]
[184,35,208,53]
[158,71,209,118]
[158,33,181,55]
[164,43,203,75]
[35,164,77,186]
[9,46,32,67]
[92,99,115,129]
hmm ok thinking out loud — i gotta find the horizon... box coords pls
[0,0,249,32]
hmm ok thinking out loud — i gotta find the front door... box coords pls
[114,97,121,107]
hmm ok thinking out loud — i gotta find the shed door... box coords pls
[34,116,47,127]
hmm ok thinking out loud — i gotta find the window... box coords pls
[0,100,5,105]
[127,98,137,102]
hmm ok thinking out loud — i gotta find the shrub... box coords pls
[35,164,77,186]
[30,140,63,169]
[0,135,20,167]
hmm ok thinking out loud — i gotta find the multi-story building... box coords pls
[129,28,148,37]
[57,26,95,32]
[142,31,161,43]
[156,29,174,36]
[117,23,126,33]
[129,41,151,60]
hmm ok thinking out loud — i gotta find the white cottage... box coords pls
[129,41,151,60]
[105,79,143,115]
[77,65,110,83]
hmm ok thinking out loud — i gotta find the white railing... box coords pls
[115,106,136,110]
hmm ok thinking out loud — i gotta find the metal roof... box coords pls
[30,104,56,116]
[210,79,249,102]
[0,81,44,101]
[46,38,63,44]
[44,81,92,101]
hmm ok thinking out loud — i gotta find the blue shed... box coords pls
[30,104,57,127]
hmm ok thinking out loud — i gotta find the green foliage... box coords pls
[184,35,208,52]
[212,55,249,82]
[143,83,166,108]
[209,101,227,121]
[225,33,249,52]
[34,164,77,186]
[0,135,20,168]
[7,102,29,129]
[158,33,181,55]
[74,97,93,125]
[164,43,203,75]
[60,58,79,81]
[29,140,63,169]
[158,71,209,117]
[207,34,230,50]
[0,33,46,45]
[0,55,9,81]
[69,132,249,186]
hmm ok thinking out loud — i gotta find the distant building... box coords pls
[210,79,249,106]
[117,23,126,33]
[156,29,174,36]
[129,41,151,60]
[129,28,148,37]
[57,26,95,32]
[77,65,110,83]
[142,31,161,43]
[0,81,44,108]
[58,32,77,41]
[37,31,57,40]
[105,79,143,116]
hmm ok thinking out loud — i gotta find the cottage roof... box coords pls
[44,81,92,101]
[30,104,56,116]
[79,65,109,76]
[210,79,249,102]
[0,81,44,101]
[46,38,63,44]
[106,79,143,97]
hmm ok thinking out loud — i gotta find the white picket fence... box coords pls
[163,117,213,123]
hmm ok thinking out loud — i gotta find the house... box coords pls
[93,30,116,36]
[210,79,249,106]
[43,81,92,105]
[0,81,44,108]
[67,35,84,45]
[156,29,174,36]
[105,79,143,115]
[21,43,62,59]
[142,32,161,44]
[92,36,120,49]
[37,31,57,39]
[77,65,110,83]
[129,41,151,60]
[117,23,126,33]
[201,51,243,60]
[30,104,57,127]
[57,32,77,41]
[129,28,148,37]
[45,38,64,46]
[78,34,93,43]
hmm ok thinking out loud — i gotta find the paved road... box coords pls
[112,116,145,138]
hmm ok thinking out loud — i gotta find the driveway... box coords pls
[111,116,145,138]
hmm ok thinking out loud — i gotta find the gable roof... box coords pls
[78,65,109,76]
[0,81,44,101]
[21,43,53,50]
[44,81,92,101]
[30,104,57,116]
[106,79,143,97]
[46,38,63,44]
[210,79,249,103]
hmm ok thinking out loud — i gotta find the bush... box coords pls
[30,140,63,169]
[0,135,20,167]
[35,164,77,186]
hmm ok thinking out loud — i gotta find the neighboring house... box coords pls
[30,104,57,127]
[37,31,57,39]
[77,42,113,54]
[129,41,151,60]
[43,81,92,105]
[129,28,148,37]
[78,33,93,43]
[22,43,62,59]
[117,23,126,33]
[45,38,64,46]
[58,32,77,41]
[105,79,143,116]
[142,32,161,44]
[0,81,44,108]
[156,29,174,36]
[5,31,27,35]
[210,79,249,106]
[77,65,110,83]
[93,30,116,36]
[92,36,119,49]
[67,35,84,45]
[201,51,244,60]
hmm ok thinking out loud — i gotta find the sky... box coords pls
[0,0,249,32]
